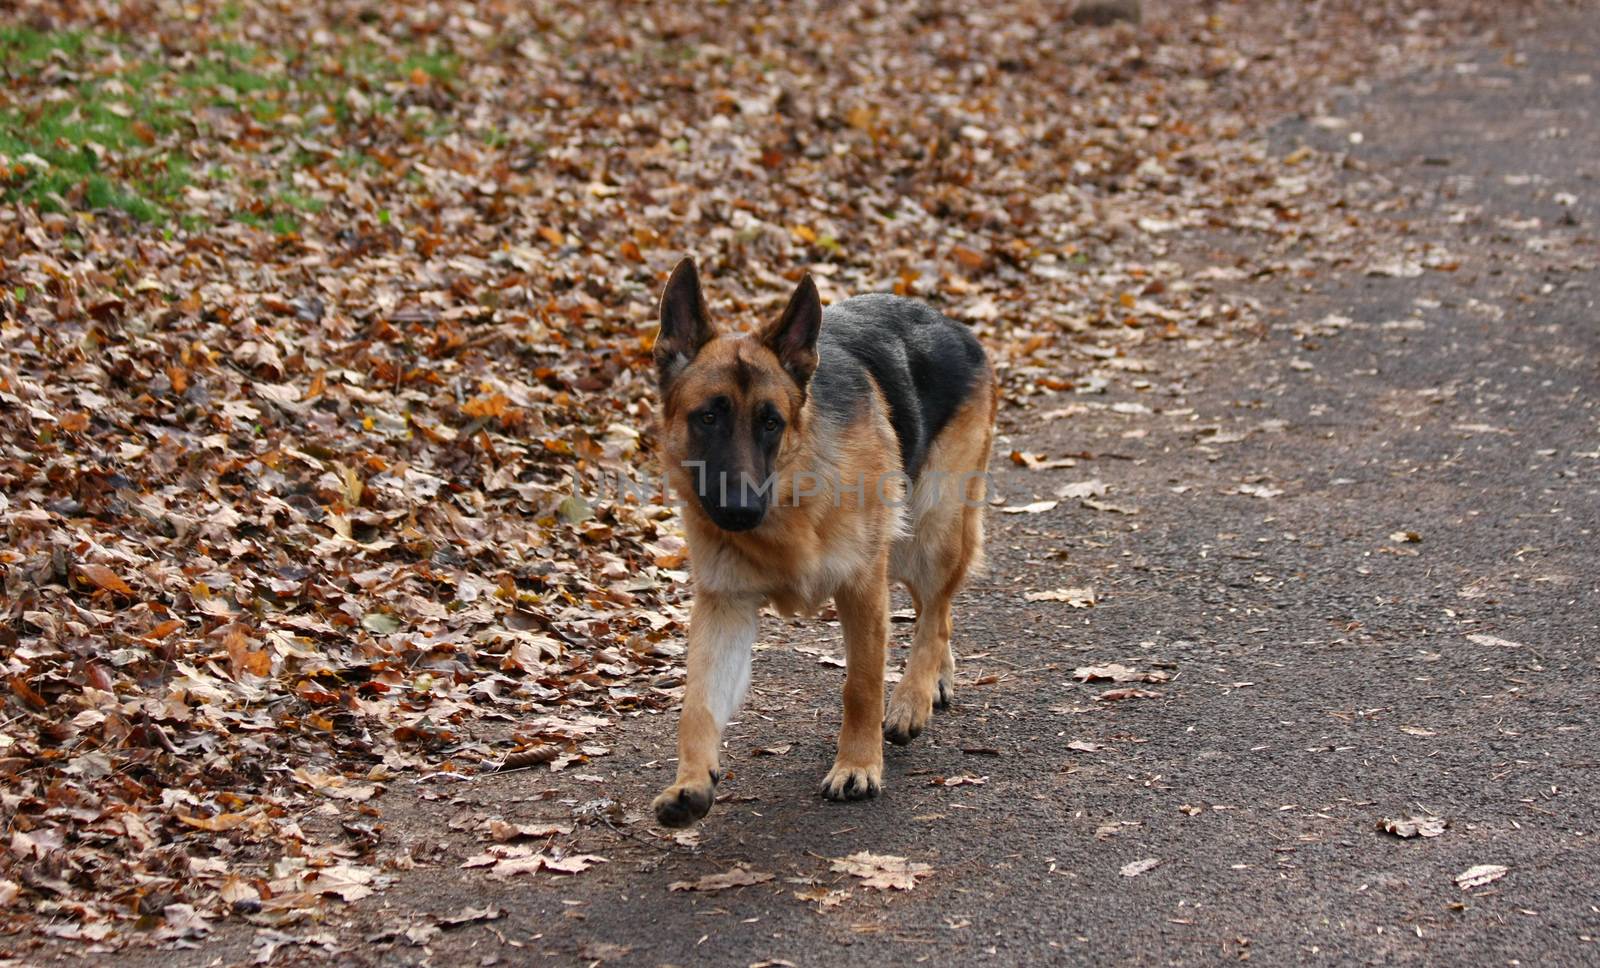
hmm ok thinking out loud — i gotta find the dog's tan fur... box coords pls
[650,262,994,826]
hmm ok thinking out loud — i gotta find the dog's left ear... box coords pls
[655,257,715,387]
[760,274,822,390]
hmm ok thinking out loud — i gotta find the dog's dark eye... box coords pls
[764,418,781,433]
[699,411,717,426]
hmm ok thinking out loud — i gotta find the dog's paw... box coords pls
[820,760,882,801]
[933,672,955,710]
[882,694,932,746]
[652,771,718,828]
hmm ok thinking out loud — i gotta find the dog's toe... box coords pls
[933,675,955,710]
[820,762,883,801]
[882,711,923,746]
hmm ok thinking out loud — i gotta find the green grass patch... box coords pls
[0,26,90,66]
[1,26,459,224]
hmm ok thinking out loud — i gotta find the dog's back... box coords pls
[811,294,991,481]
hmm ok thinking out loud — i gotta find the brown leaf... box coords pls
[951,244,991,271]
[1026,587,1095,606]
[539,853,606,874]
[1455,864,1508,890]
[1074,663,1169,683]
[1096,687,1163,702]
[76,563,133,595]
[830,852,932,891]
[1380,816,1448,839]
[668,867,775,892]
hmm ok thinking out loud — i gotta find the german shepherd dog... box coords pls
[649,258,995,827]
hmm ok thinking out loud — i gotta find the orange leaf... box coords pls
[951,245,990,271]
[538,226,564,246]
[77,563,133,595]
[9,676,47,710]
[462,392,510,419]
[177,812,252,832]
[147,619,183,639]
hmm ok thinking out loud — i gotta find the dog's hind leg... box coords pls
[884,553,964,745]
[885,394,992,745]
[821,555,889,801]
[652,593,759,827]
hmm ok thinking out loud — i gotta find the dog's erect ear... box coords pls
[655,257,714,386]
[759,274,822,390]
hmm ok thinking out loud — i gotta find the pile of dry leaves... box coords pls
[0,0,1506,947]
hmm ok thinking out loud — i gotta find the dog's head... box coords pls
[652,258,822,533]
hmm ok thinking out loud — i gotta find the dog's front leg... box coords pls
[652,593,759,827]
[821,557,888,800]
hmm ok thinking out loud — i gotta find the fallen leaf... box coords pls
[540,853,607,874]
[1466,633,1525,649]
[1025,587,1096,606]
[486,820,573,842]
[1365,257,1424,277]
[1001,500,1058,515]
[1455,864,1508,890]
[793,885,850,908]
[1120,857,1162,877]
[1054,479,1108,499]
[360,611,402,634]
[577,942,632,961]
[930,774,988,787]
[794,645,847,668]
[1096,687,1163,702]
[830,852,932,891]
[1013,450,1079,470]
[1380,816,1448,839]
[1233,483,1283,499]
[668,867,775,892]
[300,864,377,902]
[439,906,505,928]
[76,563,134,595]
[1073,663,1169,683]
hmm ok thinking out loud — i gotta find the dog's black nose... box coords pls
[716,501,766,532]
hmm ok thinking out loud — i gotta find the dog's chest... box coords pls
[691,521,873,616]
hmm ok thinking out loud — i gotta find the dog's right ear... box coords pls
[654,257,714,387]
